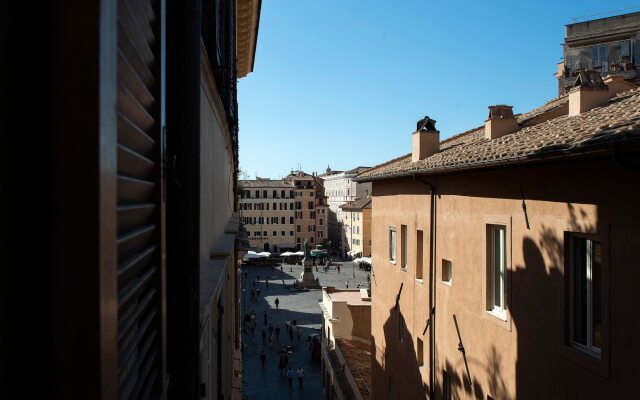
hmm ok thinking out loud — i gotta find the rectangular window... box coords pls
[319,218,323,225]
[273,190,277,198]
[488,225,507,317]
[389,227,397,262]
[570,236,602,355]
[401,225,408,269]
[442,259,452,284]
[308,201,314,209]
[263,231,267,237]
[281,231,285,236]
[290,217,294,224]
[281,217,285,224]
[290,231,294,236]
[417,338,424,367]
[273,202,277,210]
[297,226,301,232]
[273,231,277,236]
[255,190,260,198]
[263,190,267,198]
[289,190,294,198]
[416,230,424,280]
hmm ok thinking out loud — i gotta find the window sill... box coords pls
[401,267,408,272]
[559,345,609,378]
[389,260,396,265]
[441,280,452,286]
[415,278,424,285]
[483,308,511,331]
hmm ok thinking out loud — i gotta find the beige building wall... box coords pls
[369,156,640,399]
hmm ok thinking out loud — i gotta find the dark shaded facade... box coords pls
[2,0,260,399]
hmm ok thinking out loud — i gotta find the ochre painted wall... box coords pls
[370,153,640,399]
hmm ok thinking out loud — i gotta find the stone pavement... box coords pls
[240,259,371,399]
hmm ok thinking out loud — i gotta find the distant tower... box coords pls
[326,165,331,174]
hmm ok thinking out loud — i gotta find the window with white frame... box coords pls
[488,225,507,317]
[401,225,407,269]
[389,227,397,262]
[569,235,602,356]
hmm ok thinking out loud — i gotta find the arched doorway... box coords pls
[264,243,270,251]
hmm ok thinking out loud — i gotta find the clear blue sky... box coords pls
[238,1,640,179]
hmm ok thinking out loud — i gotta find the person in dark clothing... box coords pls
[296,367,304,388]
[286,368,293,388]
[275,297,280,309]
[264,310,268,325]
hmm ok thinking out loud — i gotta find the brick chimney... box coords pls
[485,105,517,140]
[568,71,610,117]
[412,116,439,162]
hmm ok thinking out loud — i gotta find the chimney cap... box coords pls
[416,116,437,132]
[572,70,606,90]
[487,105,514,120]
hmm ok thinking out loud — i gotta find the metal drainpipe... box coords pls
[413,175,437,398]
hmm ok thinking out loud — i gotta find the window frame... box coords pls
[389,226,397,263]
[568,234,602,357]
[488,225,507,318]
[401,225,408,270]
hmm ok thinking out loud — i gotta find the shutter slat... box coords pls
[130,349,158,399]
[117,82,155,134]
[118,265,155,312]
[118,144,155,180]
[117,113,156,156]
[118,0,155,66]
[117,0,162,395]
[118,330,157,400]
[117,245,156,285]
[125,0,155,43]
[118,49,155,109]
[117,176,155,204]
[117,204,155,235]
[117,20,155,87]
[118,286,157,343]
[118,307,156,370]
[117,226,155,263]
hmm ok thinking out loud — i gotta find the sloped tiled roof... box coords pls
[239,179,292,188]
[340,197,372,210]
[356,89,640,182]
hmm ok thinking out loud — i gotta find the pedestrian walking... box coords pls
[256,288,261,301]
[260,351,266,368]
[288,326,294,341]
[275,297,280,309]
[278,356,285,375]
[275,326,281,341]
[265,278,269,289]
[296,367,304,388]
[346,281,349,289]
[337,265,340,274]
[286,368,293,388]
[264,310,268,325]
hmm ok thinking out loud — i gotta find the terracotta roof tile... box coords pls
[356,90,640,181]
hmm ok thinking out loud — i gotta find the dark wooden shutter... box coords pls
[116,0,165,398]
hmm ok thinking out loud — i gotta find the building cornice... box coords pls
[236,0,261,78]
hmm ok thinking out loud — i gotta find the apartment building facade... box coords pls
[320,287,372,400]
[340,197,372,257]
[356,81,640,399]
[556,11,640,95]
[239,172,329,251]
[322,167,372,252]
[239,179,296,252]
[3,1,260,399]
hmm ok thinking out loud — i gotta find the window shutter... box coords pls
[116,0,165,398]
